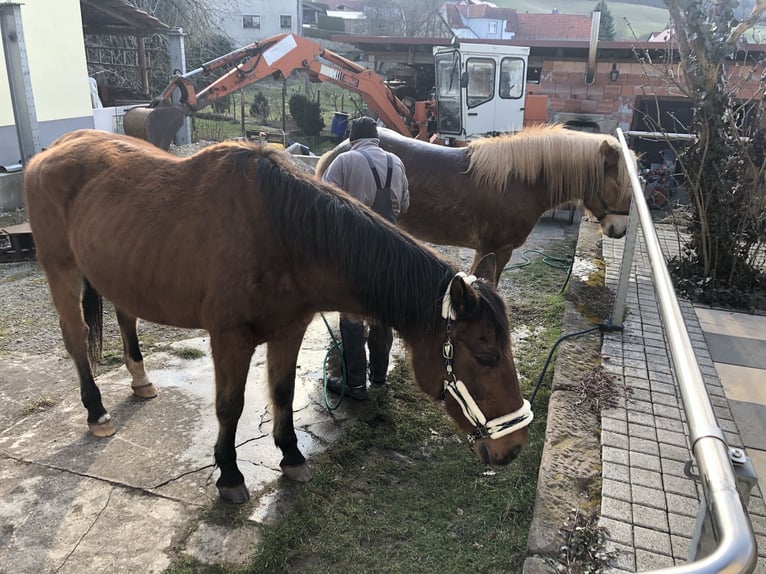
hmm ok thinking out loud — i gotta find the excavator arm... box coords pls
[125,33,429,149]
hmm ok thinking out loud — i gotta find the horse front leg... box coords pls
[209,327,255,504]
[267,318,312,482]
[115,308,158,398]
[46,266,114,437]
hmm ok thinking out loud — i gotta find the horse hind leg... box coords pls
[267,319,313,483]
[46,267,115,437]
[115,309,158,398]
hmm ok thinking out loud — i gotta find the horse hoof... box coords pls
[88,415,116,438]
[218,484,250,504]
[281,463,312,482]
[132,383,158,399]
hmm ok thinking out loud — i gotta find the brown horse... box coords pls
[316,124,635,284]
[23,130,533,504]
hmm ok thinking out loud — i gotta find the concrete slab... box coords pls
[747,448,766,498]
[728,399,766,452]
[695,308,766,340]
[0,457,190,574]
[703,332,766,370]
[715,363,766,404]
[0,313,364,571]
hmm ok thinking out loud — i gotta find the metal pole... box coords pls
[167,27,191,145]
[0,3,41,165]
[614,128,756,574]
[610,198,639,327]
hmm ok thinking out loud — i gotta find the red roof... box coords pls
[516,13,592,41]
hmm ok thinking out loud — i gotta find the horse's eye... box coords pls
[476,355,497,367]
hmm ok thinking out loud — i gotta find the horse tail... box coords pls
[315,140,351,177]
[82,278,103,364]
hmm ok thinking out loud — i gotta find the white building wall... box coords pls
[213,0,302,48]
[0,0,93,166]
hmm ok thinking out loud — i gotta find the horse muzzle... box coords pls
[600,213,629,239]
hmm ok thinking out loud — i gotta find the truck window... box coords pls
[435,51,461,98]
[499,58,525,99]
[466,58,495,109]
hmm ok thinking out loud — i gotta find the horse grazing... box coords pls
[316,124,635,284]
[23,130,533,504]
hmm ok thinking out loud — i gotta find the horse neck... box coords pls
[301,215,453,339]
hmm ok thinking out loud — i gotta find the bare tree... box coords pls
[659,0,766,308]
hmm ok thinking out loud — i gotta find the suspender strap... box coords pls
[358,150,393,190]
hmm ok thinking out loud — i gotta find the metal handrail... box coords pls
[613,128,756,573]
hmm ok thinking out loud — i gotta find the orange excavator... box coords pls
[123,33,433,149]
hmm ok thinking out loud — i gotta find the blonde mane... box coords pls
[466,124,634,206]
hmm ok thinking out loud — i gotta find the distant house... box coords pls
[441,0,592,42]
[648,28,674,42]
[211,0,303,48]
[443,0,519,40]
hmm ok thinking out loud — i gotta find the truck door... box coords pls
[496,56,526,132]
[463,57,497,137]
[434,49,462,136]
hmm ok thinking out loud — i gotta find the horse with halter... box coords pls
[316,124,635,284]
[23,130,533,503]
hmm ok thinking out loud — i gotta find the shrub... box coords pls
[288,93,325,136]
[249,90,270,123]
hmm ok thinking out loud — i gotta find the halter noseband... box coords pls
[440,273,534,440]
[594,193,630,222]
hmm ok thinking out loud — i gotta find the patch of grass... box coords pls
[20,396,57,416]
[247,360,548,574]
[169,347,206,360]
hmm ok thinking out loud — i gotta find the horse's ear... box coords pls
[472,253,497,284]
[599,140,620,167]
[450,275,481,318]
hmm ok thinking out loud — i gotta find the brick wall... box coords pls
[526,57,764,131]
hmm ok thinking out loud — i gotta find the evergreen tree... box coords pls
[594,0,616,40]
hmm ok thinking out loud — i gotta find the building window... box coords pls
[488,21,497,35]
[280,15,292,28]
[243,15,260,29]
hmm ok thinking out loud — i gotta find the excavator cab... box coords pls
[433,43,529,142]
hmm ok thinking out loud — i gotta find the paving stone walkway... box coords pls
[600,224,766,572]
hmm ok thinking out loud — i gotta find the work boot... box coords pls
[325,376,368,401]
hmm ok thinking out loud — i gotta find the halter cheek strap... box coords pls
[440,273,534,440]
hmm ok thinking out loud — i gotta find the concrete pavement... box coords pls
[0,316,356,573]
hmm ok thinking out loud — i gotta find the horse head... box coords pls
[583,138,635,240]
[409,254,532,466]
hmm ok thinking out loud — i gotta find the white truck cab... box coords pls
[433,42,530,142]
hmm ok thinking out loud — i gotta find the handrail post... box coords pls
[610,198,639,328]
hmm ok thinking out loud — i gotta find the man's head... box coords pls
[349,116,378,141]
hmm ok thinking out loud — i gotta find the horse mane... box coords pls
[466,124,634,206]
[207,142,450,334]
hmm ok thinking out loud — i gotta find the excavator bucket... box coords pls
[123,105,185,150]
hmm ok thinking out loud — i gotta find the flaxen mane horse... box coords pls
[316,125,635,283]
[23,130,533,504]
